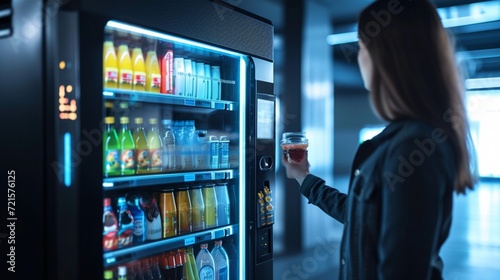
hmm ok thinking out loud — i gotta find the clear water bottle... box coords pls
[211,240,229,280]
[196,243,215,280]
[162,119,176,171]
[185,120,197,169]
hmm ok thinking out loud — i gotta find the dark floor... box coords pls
[274,179,500,280]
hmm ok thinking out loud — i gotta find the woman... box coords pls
[282,0,477,279]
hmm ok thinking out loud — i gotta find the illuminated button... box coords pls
[66,85,73,93]
[59,61,66,70]
[354,169,360,176]
[341,258,345,265]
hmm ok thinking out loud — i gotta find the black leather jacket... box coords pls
[300,119,456,280]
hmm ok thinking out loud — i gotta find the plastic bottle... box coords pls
[161,119,176,171]
[203,185,218,229]
[189,186,206,232]
[150,256,164,280]
[218,136,230,168]
[184,59,195,97]
[160,42,174,94]
[132,46,146,92]
[117,197,134,248]
[117,266,127,280]
[195,130,208,169]
[141,258,154,280]
[175,251,185,280]
[185,120,197,170]
[128,196,145,244]
[104,117,121,177]
[103,198,118,251]
[208,136,219,169]
[103,38,118,89]
[133,117,150,174]
[146,48,161,93]
[173,57,186,96]
[195,243,215,280]
[147,118,163,173]
[224,238,238,280]
[160,253,177,280]
[117,42,133,90]
[119,116,136,175]
[175,188,192,234]
[187,247,200,280]
[214,184,230,226]
[211,240,229,280]
[141,194,162,241]
[195,62,206,99]
[159,189,177,238]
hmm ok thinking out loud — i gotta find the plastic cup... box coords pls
[280,132,308,163]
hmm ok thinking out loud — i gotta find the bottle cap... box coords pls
[117,266,127,276]
[120,117,129,124]
[104,270,113,279]
[105,102,113,109]
[134,117,143,124]
[119,102,129,109]
[104,116,115,124]
[103,198,111,207]
[117,197,126,206]
[215,240,222,246]
[162,119,172,126]
[149,118,158,125]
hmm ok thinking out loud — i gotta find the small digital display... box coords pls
[257,99,274,139]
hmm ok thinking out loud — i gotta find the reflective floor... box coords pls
[274,179,500,280]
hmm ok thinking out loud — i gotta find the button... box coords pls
[341,258,345,265]
[354,169,360,176]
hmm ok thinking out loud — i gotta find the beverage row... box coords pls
[103,184,231,251]
[104,240,236,280]
[103,115,230,177]
[103,35,224,100]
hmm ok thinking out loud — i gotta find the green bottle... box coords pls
[118,116,136,175]
[133,117,150,174]
[103,116,121,177]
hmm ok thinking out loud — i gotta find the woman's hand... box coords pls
[282,151,311,186]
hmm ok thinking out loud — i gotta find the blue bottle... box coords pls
[117,197,134,248]
[127,197,146,244]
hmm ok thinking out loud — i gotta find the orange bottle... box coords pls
[159,189,177,238]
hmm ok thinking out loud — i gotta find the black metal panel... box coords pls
[63,0,273,62]
[0,0,45,279]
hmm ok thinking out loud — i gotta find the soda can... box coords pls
[219,136,230,168]
[208,135,219,169]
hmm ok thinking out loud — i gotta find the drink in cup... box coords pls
[280,132,308,163]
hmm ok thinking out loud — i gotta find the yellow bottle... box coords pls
[203,185,218,228]
[131,47,146,92]
[146,50,161,93]
[117,43,133,90]
[103,41,118,89]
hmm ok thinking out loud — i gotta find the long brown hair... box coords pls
[358,0,477,193]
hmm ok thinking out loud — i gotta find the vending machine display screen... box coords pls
[257,98,274,139]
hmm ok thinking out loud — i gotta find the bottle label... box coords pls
[209,141,219,169]
[146,218,162,240]
[104,67,118,84]
[105,150,120,172]
[118,227,133,247]
[119,70,133,85]
[199,266,215,280]
[103,230,118,251]
[151,74,161,89]
[167,144,176,169]
[121,149,135,171]
[219,140,229,168]
[149,149,162,169]
[218,267,228,280]
[133,219,144,239]
[134,71,146,87]
[136,149,150,170]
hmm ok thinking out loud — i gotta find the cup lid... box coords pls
[280,132,308,144]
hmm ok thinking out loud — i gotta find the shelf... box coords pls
[103,169,236,190]
[103,224,238,267]
[103,89,237,111]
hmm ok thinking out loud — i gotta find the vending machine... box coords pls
[0,0,275,279]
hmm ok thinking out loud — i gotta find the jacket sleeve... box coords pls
[377,137,452,280]
[299,174,348,224]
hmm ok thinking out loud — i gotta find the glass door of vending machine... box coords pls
[101,21,248,280]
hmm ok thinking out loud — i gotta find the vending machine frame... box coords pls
[41,0,275,279]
